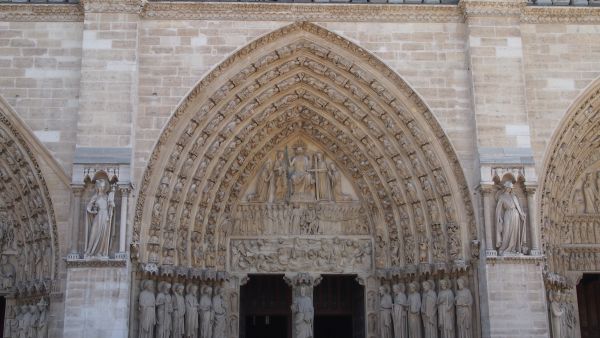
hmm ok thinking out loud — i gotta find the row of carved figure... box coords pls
[138,280,226,338]
[568,218,600,244]
[548,290,577,338]
[379,277,473,338]
[8,298,49,338]
[548,248,600,273]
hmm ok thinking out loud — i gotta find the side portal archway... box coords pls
[132,22,477,338]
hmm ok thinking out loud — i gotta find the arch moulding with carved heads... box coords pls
[133,22,476,276]
[0,95,60,297]
[539,76,600,283]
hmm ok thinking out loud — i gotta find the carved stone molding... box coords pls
[459,0,525,17]
[133,21,476,272]
[65,258,127,268]
[0,4,83,22]
[80,0,143,14]
[486,255,544,264]
[521,6,600,24]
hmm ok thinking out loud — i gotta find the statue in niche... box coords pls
[328,163,351,201]
[85,179,115,258]
[185,284,199,338]
[289,142,314,201]
[437,279,454,338]
[583,172,598,213]
[199,286,213,338]
[495,181,527,255]
[379,285,393,338]
[251,160,272,202]
[314,152,331,201]
[291,285,314,338]
[273,151,289,202]
[421,281,437,338]
[139,280,156,338]
[156,282,173,338]
[407,282,422,338]
[172,283,186,338]
[0,254,15,289]
[455,278,473,338]
[392,283,408,338]
[549,290,563,338]
[37,298,48,338]
[212,287,227,338]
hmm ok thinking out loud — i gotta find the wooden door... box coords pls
[577,274,600,338]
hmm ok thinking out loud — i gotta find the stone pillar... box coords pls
[481,184,497,257]
[226,274,249,338]
[284,273,322,338]
[526,185,542,256]
[357,273,380,338]
[67,187,83,259]
[116,186,130,259]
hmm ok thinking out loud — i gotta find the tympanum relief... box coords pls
[234,139,368,237]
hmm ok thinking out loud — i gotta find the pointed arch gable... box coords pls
[539,76,600,279]
[0,94,62,291]
[133,22,476,272]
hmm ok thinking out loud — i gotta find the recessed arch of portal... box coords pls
[0,95,59,297]
[133,22,476,275]
[540,77,600,283]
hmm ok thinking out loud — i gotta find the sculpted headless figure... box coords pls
[495,181,526,255]
[455,278,473,338]
[185,284,199,338]
[212,287,227,338]
[199,286,213,338]
[392,283,408,338]
[379,285,393,338]
[156,282,173,338]
[85,179,115,258]
[292,286,314,338]
[437,280,455,338]
[139,280,156,338]
[407,282,422,338]
[421,281,438,338]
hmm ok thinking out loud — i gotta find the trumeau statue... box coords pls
[407,282,422,338]
[199,286,213,338]
[392,283,408,338]
[437,279,455,338]
[495,181,527,256]
[379,285,393,338]
[421,281,438,338]
[139,280,156,338]
[172,283,186,338]
[292,286,314,338]
[455,278,473,338]
[185,284,199,338]
[85,179,115,258]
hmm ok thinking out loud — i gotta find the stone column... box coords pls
[481,184,497,257]
[526,185,542,256]
[67,187,83,259]
[227,274,249,338]
[284,273,322,338]
[116,186,130,259]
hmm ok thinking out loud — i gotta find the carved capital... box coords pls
[284,272,322,288]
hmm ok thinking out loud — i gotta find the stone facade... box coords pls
[0,0,599,338]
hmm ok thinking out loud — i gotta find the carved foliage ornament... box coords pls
[133,22,475,271]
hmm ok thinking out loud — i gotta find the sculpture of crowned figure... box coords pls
[289,141,315,202]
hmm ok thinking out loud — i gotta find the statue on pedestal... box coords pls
[199,286,213,338]
[495,181,526,255]
[172,283,186,338]
[455,278,473,338]
[407,282,422,338]
[156,282,173,338]
[421,281,437,338]
[185,284,199,338]
[212,287,227,338]
[437,279,454,338]
[292,285,314,338]
[549,291,564,338]
[392,283,408,338]
[85,179,115,258]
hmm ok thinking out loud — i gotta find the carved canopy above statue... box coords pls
[0,98,59,295]
[540,78,600,279]
[134,22,475,272]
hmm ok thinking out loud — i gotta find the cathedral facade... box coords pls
[0,0,599,337]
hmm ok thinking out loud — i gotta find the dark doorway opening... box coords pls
[240,274,292,338]
[314,275,364,338]
[577,274,600,338]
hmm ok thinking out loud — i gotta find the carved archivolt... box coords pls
[0,101,59,296]
[540,77,600,278]
[133,22,475,273]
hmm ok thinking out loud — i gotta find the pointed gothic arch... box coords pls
[539,76,600,283]
[133,22,476,273]
[0,95,60,297]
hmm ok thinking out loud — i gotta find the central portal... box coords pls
[314,275,365,338]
